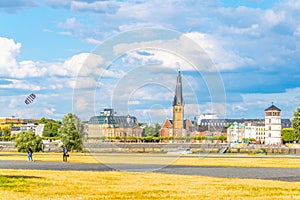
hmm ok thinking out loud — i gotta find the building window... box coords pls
[269,126,271,130]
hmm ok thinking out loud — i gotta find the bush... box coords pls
[15,131,43,152]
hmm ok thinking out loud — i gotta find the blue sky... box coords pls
[0,0,300,123]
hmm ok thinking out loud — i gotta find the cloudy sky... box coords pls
[1,0,300,123]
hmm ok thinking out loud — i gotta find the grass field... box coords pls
[1,152,300,168]
[1,152,300,199]
[1,169,300,200]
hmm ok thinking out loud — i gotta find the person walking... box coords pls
[28,146,33,162]
[63,146,69,162]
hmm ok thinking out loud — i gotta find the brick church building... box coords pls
[159,70,196,138]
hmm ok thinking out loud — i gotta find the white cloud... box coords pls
[0,79,41,91]
[65,53,103,77]
[114,35,216,72]
[85,38,102,45]
[43,0,71,7]
[242,88,300,107]
[128,100,140,105]
[0,37,21,69]
[122,50,193,71]
[221,24,260,36]
[69,76,98,89]
[184,32,254,70]
[58,17,81,30]
[130,107,171,123]
[44,107,56,115]
[0,36,112,91]
[222,88,300,119]
[12,60,47,78]
[293,27,300,37]
[70,1,119,13]
[263,9,285,28]
[59,31,72,36]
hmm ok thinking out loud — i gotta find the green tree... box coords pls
[144,123,161,137]
[15,130,43,152]
[43,122,52,137]
[40,117,52,137]
[39,117,61,137]
[1,126,11,136]
[51,123,59,137]
[58,113,83,151]
[292,106,300,143]
[282,128,295,143]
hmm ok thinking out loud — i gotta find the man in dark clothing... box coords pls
[28,146,33,162]
[63,146,69,162]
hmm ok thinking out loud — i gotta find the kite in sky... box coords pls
[24,93,36,105]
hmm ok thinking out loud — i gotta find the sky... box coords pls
[0,0,300,123]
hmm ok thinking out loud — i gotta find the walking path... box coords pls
[1,160,300,182]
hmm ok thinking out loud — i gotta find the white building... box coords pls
[35,124,45,136]
[10,123,44,136]
[197,113,217,125]
[244,121,265,143]
[244,123,256,139]
[264,104,282,145]
[226,122,244,143]
[255,125,265,144]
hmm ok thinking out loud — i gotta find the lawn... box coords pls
[0,169,300,200]
[1,152,300,168]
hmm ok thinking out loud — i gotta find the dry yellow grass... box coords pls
[91,153,300,168]
[0,152,98,163]
[0,169,300,200]
[2,152,300,168]
[173,156,300,168]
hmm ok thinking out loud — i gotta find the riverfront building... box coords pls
[87,108,142,138]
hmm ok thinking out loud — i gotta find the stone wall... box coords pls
[0,142,17,152]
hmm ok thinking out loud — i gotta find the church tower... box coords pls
[173,70,184,137]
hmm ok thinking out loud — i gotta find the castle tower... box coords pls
[173,70,184,137]
[264,103,282,145]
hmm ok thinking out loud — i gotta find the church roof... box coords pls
[88,115,138,128]
[161,118,196,130]
[264,104,281,111]
[173,70,184,106]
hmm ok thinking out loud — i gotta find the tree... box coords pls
[292,106,300,143]
[39,117,61,137]
[282,128,295,143]
[58,113,83,151]
[43,122,52,137]
[51,123,59,137]
[144,123,161,137]
[15,130,43,152]
[1,126,11,136]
